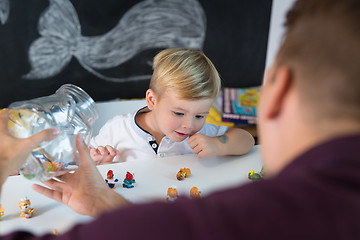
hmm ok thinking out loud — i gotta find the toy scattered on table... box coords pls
[190,187,201,199]
[166,186,178,202]
[122,171,136,188]
[176,168,191,181]
[19,197,34,219]
[105,170,119,189]
[248,166,265,181]
[0,204,4,221]
[53,229,59,236]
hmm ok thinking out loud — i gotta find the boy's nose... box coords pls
[182,117,193,130]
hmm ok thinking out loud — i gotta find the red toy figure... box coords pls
[105,170,118,189]
[122,171,136,188]
[19,197,34,219]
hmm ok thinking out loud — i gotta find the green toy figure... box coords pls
[122,171,136,188]
[0,204,4,221]
[248,166,265,181]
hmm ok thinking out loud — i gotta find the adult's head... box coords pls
[258,0,360,176]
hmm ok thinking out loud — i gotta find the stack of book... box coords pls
[221,87,259,125]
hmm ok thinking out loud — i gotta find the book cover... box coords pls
[222,87,259,125]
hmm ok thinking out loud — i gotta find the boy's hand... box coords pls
[188,133,221,158]
[89,145,120,165]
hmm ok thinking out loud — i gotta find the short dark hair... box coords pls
[277,0,360,120]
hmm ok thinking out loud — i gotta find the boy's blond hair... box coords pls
[149,48,221,100]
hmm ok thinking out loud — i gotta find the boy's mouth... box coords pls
[175,131,189,138]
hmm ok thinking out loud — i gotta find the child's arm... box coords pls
[89,145,120,165]
[187,128,254,158]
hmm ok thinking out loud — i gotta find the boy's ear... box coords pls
[146,89,157,110]
[265,66,293,119]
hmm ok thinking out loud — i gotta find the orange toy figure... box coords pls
[176,168,191,181]
[166,186,178,202]
[19,197,34,219]
[190,187,201,199]
[0,204,4,221]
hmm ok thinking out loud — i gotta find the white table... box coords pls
[0,146,262,236]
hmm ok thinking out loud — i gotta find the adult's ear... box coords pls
[146,89,157,110]
[264,66,293,119]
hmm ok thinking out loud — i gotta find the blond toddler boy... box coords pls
[89,48,254,164]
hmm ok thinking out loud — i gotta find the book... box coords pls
[222,87,259,125]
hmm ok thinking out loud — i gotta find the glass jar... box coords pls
[8,84,98,181]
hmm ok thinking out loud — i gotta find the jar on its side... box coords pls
[8,84,98,181]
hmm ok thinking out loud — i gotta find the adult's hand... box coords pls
[0,109,59,187]
[33,134,130,218]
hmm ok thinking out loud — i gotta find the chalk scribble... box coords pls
[24,0,206,82]
[0,0,9,24]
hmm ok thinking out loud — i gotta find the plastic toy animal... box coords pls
[166,186,178,202]
[105,170,119,189]
[190,186,201,199]
[176,168,191,181]
[122,171,136,188]
[19,197,34,219]
[248,166,265,181]
[0,204,4,221]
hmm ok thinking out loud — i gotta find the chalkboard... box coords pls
[0,0,272,108]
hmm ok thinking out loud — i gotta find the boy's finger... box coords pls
[115,150,121,158]
[97,146,105,155]
[105,145,115,155]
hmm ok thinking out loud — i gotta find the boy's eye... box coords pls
[195,115,205,119]
[173,111,184,116]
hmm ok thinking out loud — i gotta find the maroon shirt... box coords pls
[2,134,360,240]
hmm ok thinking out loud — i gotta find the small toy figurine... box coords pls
[248,166,265,181]
[190,186,201,200]
[0,204,4,221]
[122,171,136,188]
[166,186,178,202]
[105,170,119,189]
[53,229,59,236]
[19,197,34,219]
[176,168,191,181]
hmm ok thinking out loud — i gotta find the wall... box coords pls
[0,0,272,107]
[265,0,296,70]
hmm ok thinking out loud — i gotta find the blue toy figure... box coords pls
[105,170,118,189]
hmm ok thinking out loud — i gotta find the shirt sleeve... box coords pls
[198,123,228,137]
[89,114,127,148]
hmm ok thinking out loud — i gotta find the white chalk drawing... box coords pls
[0,0,9,24]
[24,0,206,82]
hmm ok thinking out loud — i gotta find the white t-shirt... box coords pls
[90,107,228,162]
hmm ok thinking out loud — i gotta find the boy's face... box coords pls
[150,89,214,142]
